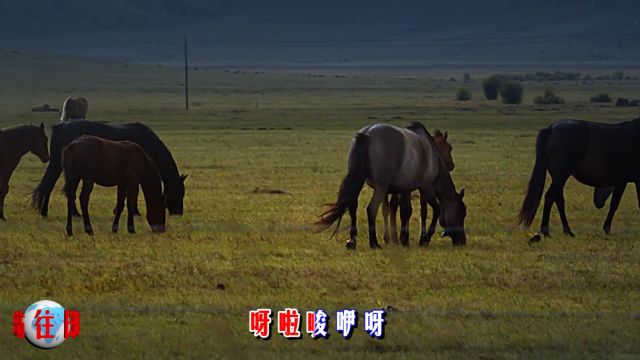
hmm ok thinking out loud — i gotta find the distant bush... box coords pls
[499,81,524,104]
[612,71,625,80]
[494,71,582,82]
[534,88,565,105]
[482,75,505,100]
[463,73,471,82]
[590,93,612,103]
[456,88,472,101]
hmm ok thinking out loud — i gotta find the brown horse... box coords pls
[0,124,49,220]
[62,135,166,236]
[382,129,454,245]
[60,97,88,122]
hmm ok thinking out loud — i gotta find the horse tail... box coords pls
[60,97,70,122]
[61,144,77,199]
[316,133,369,236]
[518,127,550,226]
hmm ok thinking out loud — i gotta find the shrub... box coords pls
[533,88,565,105]
[499,81,524,104]
[482,75,505,100]
[456,88,472,101]
[463,73,471,82]
[612,71,625,80]
[590,93,612,103]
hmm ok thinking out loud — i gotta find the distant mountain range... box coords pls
[2,0,639,64]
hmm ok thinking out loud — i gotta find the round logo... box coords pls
[23,300,66,349]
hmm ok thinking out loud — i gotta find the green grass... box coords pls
[0,49,639,358]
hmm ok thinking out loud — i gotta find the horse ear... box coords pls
[459,187,465,199]
[180,174,188,182]
[40,122,45,130]
[444,131,448,140]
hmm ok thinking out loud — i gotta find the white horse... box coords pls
[60,97,88,122]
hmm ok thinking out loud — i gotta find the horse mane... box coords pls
[2,124,38,135]
[406,121,430,136]
[406,121,452,176]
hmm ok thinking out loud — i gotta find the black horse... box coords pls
[33,120,186,216]
[518,118,640,242]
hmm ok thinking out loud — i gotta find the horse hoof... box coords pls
[419,235,431,247]
[564,230,575,237]
[112,226,118,233]
[603,227,611,235]
[0,216,6,221]
[66,229,73,237]
[345,241,356,250]
[85,230,94,236]
[370,243,382,249]
[529,233,542,244]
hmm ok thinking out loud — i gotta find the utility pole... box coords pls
[184,35,189,111]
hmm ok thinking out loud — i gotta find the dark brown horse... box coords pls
[0,124,49,220]
[60,96,88,122]
[62,135,166,236]
[317,122,467,249]
[382,129,455,246]
[518,118,640,242]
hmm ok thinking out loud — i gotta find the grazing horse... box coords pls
[32,120,186,217]
[60,97,88,122]
[518,118,640,241]
[317,122,467,249]
[382,129,455,246]
[62,135,166,235]
[0,124,50,220]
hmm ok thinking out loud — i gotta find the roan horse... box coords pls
[60,96,88,122]
[62,135,166,235]
[518,118,640,242]
[382,129,455,246]
[0,124,49,220]
[317,122,467,249]
[32,120,186,217]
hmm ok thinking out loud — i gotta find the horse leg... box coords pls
[65,177,81,236]
[556,188,574,237]
[389,193,400,244]
[398,192,412,247]
[382,194,390,244]
[635,182,640,209]
[126,183,139,234]
[594,187,614,209]
[537,174,570,239]
[71,201,82,217]
[603,184,626,235]
[116,203,140,217]
[419,187,439,246]
[79,180,94,235]
[346,199,358,250]
[366,188,386,249]
[0,172,9,220]
[112,185,126,233]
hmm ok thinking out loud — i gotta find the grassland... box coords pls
[0,49,639,359]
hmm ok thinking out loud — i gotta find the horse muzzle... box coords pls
[151,224,166,233]
[442,230,466,246]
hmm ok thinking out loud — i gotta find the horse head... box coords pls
[433,130,454,171]
[31,123,50,163]
[165,174,187,215]
[440,187,467,246]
